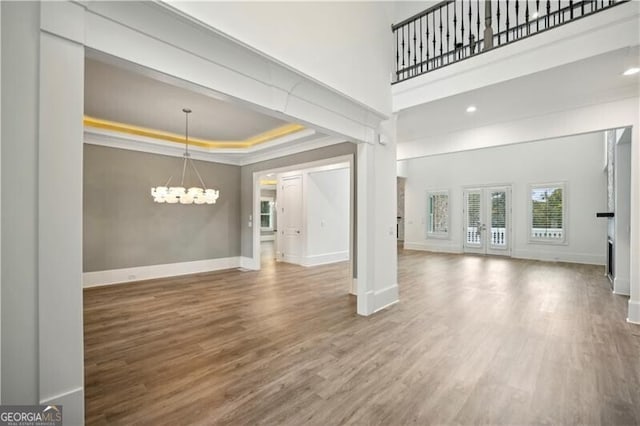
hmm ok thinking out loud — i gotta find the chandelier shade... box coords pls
[151,108,220,205]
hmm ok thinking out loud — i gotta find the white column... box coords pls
[38,3,85,423]
[0,0,3,398]
[356,118,399,316]
[357,142,375,315]
[628,125,640,324]
[1,1,40,405]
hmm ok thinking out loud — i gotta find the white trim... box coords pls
[40,386,83,426]
[527,182,568,245]
[240,256,259,270]
[372,284,399,313]
[404,241,462,254]
[301,251,349,267]
[84,128,344,167]
[613,290,631,296]
[350,278,357,296]
[40,386,83,405]
[426,189,450,239]
[251,154,354,272]
[627,300,640,325]
[404,243,605,266]
[83,257,241,287]
[282,254,303,265]
[259,195,275,231]
[512,249,604,265]
[613,277,630,296]
[84,129,243,165]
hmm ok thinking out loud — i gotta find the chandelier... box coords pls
[151,108,220,204]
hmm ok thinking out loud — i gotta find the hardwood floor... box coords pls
[84,248,640,425]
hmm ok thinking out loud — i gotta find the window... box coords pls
[426,191,449,238]
[529,183,566,243]
[260,197,274,231]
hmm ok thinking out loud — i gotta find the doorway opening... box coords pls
[252,155,355,294]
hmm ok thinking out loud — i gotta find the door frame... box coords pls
[462,184,513,257]
[251,155,355,291]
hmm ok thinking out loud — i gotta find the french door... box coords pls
[463,186,511,256]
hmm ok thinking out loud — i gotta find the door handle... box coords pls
[296,230,301,234]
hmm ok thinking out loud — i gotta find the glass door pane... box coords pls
[465,191,482,248]
[489,190,507,249]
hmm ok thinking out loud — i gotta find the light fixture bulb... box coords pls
[466,105,477,113]
[623,67,640,76]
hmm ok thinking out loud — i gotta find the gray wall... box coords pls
[1,1,40,404]
[240,142,357,258]
[84,144,241,272]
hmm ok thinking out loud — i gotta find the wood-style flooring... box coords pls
[84,246,640,425]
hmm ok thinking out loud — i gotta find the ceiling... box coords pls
[397,47,640,143]
[84,58,304,145]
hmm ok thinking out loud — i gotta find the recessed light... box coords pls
[466,105,477,113]
[623,67,640,76]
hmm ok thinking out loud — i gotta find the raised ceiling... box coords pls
[84,58,302,146]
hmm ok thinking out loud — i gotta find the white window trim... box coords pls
[260,196,275,232]
[426,189,450,240]
[528,182,568,245]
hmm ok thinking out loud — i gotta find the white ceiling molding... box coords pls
[84,127,347,167]
[81,1,388,145]
[240,135,347,166]
[84,129,244,165]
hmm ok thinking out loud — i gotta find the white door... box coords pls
[463,187,511,256]
[279,175,303,264]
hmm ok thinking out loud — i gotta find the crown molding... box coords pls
[84,127,345,167]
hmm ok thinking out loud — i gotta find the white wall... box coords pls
[306,167,350,265]
[164,1,394,116]
[403,132,607,264]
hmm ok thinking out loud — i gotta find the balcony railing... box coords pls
[392,0,630,83]
[467,227,508,245]
[466,227,563,244]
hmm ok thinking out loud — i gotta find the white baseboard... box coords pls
[628,300,640,325]
[83,257,241,287]
[260,234,275,242]
[283,254,302,265]
[511,249,604,265]
[403,241,462,254]
[41,387,83,426]
[301,250,349,267]
[373,284,399,313]
[404,243,606,266]
[350,278,357,295]
[240,256,260,271]
[613,277,630,296]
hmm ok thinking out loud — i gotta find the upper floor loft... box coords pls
[391,0,639,112]
[393,0,630,82]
